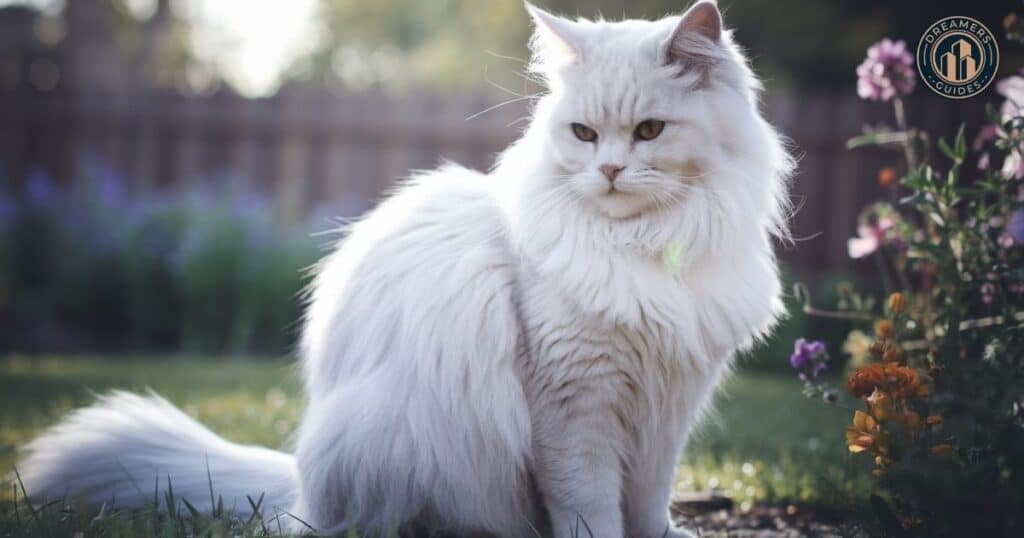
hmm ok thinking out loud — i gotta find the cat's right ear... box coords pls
[525,2,583,69]
[663,1,725,71]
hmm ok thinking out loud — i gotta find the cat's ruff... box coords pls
[19,2,792,537]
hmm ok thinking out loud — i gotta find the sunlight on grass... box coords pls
[682,374,872,509]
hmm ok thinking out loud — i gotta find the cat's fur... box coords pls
[18,2,792,537]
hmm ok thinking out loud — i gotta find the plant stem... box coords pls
[893,96,917,169]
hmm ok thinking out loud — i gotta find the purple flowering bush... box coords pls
[0,165,320,354]
[792,35,1024,536]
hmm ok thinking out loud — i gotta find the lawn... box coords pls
[0,355,869,534]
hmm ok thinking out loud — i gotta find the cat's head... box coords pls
[520,1,791,245]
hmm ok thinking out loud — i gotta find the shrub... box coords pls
[790,34,1024,536]
[0,164,320,355]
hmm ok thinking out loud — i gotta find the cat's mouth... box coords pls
[602,184,645,198]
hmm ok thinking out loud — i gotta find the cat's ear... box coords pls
[664,0,723,69]
[525,2,583,68]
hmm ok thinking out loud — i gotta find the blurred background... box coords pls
[0,0,1015,358]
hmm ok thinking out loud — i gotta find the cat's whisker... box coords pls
[508,115,533,128]
[484,49,529,65]
[466,95,537,121]
[508,69,549,91]
[483,64,540,100]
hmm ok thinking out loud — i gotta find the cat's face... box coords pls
[527,1,769,221]
[543,65,715,219]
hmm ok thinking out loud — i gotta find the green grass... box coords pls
[0,355,869,535]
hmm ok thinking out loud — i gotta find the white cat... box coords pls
[19,2,792,536]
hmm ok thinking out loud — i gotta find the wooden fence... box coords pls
[0,86,988,274]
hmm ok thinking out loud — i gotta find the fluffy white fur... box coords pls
[18,2,792,537]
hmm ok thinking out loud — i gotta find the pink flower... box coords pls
[997,74,1024,119]
[996,74,1024,179]
[981,282,996,304]
[998,233,1014,249]
[848,216,896,259]
[856,39,915,102]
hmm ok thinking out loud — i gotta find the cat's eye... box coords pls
[634,120,666,141]
[571,123,598,142]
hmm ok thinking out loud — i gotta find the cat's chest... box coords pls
[515,269,692,398]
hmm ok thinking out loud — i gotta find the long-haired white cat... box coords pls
[19,2,791,536]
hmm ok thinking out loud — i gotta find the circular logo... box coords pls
[917,16,999,99]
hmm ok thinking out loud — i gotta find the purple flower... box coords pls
[791,338,827,369]
[1008,209,1024,244]
[856,38,915,102]
[24,167,58,208]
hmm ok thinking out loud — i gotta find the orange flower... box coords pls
[897,409,921,433]
[866,388,893,422]
[888,292,905,314]
[847,363,928,400]
[875,319,894,339]
[878,167,899,188]
[883,364,927,400]
[847,363,886,397]
[846,410,884,454]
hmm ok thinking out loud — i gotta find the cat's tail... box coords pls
[17,391,298,518]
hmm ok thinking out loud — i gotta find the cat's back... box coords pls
[302,164,521,395]
[297,166,538,532]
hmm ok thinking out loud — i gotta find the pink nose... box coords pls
[599,164,624,182]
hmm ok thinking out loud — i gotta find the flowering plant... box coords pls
[791,33,1024,536]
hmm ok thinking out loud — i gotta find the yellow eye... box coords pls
[571,123,598,142]
[634,119,665,141]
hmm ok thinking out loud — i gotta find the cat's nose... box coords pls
[599,164,625,182]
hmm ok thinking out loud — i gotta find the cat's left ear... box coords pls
[663,0,724,69]
[525,2,584,68]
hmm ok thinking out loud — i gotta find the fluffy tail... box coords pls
[17,391,298,517]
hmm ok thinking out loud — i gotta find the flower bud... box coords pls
[888,292,905,314]
[874,319,894,339]
[877,167,898,188]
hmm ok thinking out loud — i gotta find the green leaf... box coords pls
[846,129,908,149]
[938,137,957,161]
[954,124,967,159]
